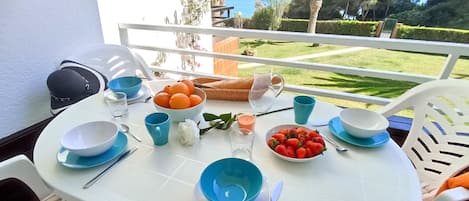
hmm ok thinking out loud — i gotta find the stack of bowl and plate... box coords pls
[57,121,128,168]
[108,76,150,103]
[328,108,391,148]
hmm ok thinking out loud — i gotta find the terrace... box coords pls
[1,1,469,201]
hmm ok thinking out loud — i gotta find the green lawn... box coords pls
[239,39,347,59]
[237,41,469,115]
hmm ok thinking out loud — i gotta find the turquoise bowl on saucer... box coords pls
[200,158,263,201]
[108,76,142,98]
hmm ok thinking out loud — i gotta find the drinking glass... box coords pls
[230,127,255,161]
[104,91,129,121]
[248,68,285,114]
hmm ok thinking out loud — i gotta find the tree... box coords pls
[360,0,378,20]
[265,0,292,30]
[389,0,469,29]
[307,0,323,34]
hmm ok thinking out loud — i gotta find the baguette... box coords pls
[193,76,283,89]
[203,78,254,89]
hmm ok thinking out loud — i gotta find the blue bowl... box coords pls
[108,76,142,98]
[200,158,263,201]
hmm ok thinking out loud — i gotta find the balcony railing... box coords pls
[118,23,469,105]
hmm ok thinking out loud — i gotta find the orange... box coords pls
[189,94,202,107]
[169,93,191,109]
[163,85,171,94]
[168,82,190,96]
[180,79,195,94]
[154,92,170,108]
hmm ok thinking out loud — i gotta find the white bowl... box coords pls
[339,108,389,138]
[153,88,206,122]
[61,121,119,157]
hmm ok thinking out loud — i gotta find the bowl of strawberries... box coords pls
[266,124,326,162]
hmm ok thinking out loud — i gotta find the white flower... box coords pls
[178,119,200,146]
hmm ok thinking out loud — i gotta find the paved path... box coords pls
[238,47,369,68]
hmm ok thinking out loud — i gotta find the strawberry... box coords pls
[308,130,320,139]
[305,140,315,150]
[272,133,285,143]
[286,146,296,158]
[289,127,297,134]
[310,142,324,156]
[296,147,306,158]
[275,144,287,156]
[305,147,313,158]
[268,138,279,149]
[313,136,325,147]
[285,138,300,148]
[278,128,289,135]
[296,127,307,135]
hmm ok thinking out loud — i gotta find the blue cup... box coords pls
[144,112,170,146]
[293,96,316,124]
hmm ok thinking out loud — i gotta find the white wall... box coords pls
[0,0,103,138]
[97,0,213,75]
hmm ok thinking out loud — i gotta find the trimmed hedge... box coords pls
[279,19,379,37]
[397,25,469,43]
[225,18,468,43]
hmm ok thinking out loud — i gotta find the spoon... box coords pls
[320,134,348,152]
[120,124,142,142]
[129,96,152,105]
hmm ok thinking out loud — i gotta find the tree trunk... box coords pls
[384,0,391,17]
[343,0,350,19]
[307,0,322,34]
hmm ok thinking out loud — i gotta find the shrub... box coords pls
[278,19,308,32]
[279,19,379,37]
[397,25,469,43]
[250,8,273,30]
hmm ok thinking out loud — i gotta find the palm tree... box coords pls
[307,0,323,34]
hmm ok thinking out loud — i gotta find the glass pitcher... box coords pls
[248,69,285,114]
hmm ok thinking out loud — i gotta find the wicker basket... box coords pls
[192,78,250,101]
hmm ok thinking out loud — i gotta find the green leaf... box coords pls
[221,117,234,130]
[219,113,232,122]
[203,113,219,121]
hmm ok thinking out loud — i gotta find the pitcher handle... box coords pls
[272,73,284,97]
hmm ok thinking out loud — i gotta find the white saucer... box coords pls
[127,85,149,103]
[193,177,270,201]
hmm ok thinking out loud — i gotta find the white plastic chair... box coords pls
[0,155,62,201]
[379,79,469,201]
[65,44,154,80]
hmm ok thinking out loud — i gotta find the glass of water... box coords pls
[230,127,255,161]
[104,91,129,121]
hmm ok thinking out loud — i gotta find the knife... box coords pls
[271,181,284,201]
[83,147,138,189]
[256,107,293,117]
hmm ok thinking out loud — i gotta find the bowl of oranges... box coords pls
[153,80,206,122]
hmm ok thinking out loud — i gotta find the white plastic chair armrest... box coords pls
[434,187,469,201]
[131,49,155,81]
[0,155,52,199]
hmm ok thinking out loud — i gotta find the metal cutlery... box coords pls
[270,181,284,201]
[83,147,138,189]
[320,134,348,152]
[120,124,143,142]
[128,96,152,105]
[256,107,293,117]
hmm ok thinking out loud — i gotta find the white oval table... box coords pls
[34,80,421,201]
